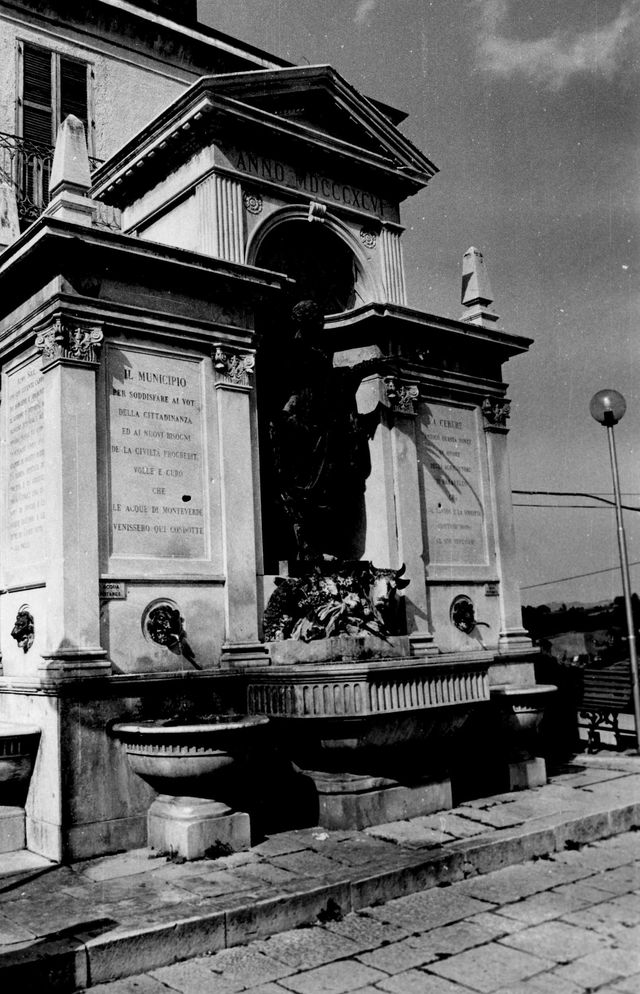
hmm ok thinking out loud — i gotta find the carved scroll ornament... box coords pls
[35,319,103,366]
[383,376,420,415]
[213,346,256,387]
[481,396,511,428]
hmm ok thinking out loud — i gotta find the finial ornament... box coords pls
[50,115,92,196]
[461,246,499,327]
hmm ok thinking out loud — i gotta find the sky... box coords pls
[197,0,640,607]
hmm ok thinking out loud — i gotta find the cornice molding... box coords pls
[92,69,437,208]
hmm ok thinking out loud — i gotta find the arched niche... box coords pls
[251,213,372,574]
[247,207,380,311]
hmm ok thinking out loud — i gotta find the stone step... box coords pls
[0,765,639,990]
[0,847,55,883]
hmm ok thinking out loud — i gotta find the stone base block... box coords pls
[303,771,453,830]
[147,795,250,860]
[0,806,25,853]
[508,756,547,791]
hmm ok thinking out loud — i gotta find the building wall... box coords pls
[0,12,194,157]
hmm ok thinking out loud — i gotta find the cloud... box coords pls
[474,0,640,88]
[354,0,378,26]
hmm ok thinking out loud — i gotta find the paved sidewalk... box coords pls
[1,758,640,991]
[92,828,640,994]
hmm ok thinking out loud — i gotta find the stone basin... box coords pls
[247,653,490,829]
[490,683,557,766]
[0,721,41,805]
[111,715,270,797]
[249,653,490,771]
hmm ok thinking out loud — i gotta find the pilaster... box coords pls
[384,377,437,655]
[482,397,532,654]
[380,226,407,305]
[34,316,110,676]
[198,174,245,264]
[212,345,268,666]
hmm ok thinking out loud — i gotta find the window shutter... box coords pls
[22,44,53,146]
[60,57,88,135]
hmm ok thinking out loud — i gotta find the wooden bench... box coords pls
[579,661,634,753]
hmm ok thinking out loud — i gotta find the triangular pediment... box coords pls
[92,65,437,207]
[201,66,437,182]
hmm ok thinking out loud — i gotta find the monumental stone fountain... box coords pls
[0,66,552,861]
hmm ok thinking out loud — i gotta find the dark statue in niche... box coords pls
[269,300,373,563]
[264,301,410,642]
[11,605,34,653]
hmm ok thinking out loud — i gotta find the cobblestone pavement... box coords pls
[2,759,640,989]
[90,830,640,994]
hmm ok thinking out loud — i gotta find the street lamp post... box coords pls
[590,389,640,752]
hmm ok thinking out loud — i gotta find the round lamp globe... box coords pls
[590,389,627,426]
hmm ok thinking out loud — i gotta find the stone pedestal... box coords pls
[0,806,25,852]
[507,757,547,791]
[148,795,251,859]
[491,684,556,793]
[303,770,452,831]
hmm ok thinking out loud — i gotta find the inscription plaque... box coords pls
[418,402,488,568]
[108,347,207,559]
[6,359,45,570]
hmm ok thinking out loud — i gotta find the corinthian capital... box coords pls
[35,318,104,368]
[213,345,255,388]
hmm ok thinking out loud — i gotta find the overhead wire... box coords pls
[512,489,640,590]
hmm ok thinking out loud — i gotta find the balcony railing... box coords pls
[0,132,102,229]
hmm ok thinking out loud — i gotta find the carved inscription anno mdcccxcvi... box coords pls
[218,144,395,221]
[108,347,207,560]
[6,360,45,568]
[418,402,489,568]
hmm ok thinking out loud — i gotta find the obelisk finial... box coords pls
[461,246,499,327]
[45,115,95,225]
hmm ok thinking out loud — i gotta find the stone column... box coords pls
[385,377,437,655]
[482,397,532,655]
[34,317,110,675]
[198,174,245,263]
[213,345,268,666]
[380,225,407,305]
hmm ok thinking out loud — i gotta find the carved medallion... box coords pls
[359,227,378,249]
[11,605,34,653]
[142,600,197,666]
[243,190,263,215]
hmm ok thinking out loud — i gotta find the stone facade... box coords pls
[0,12,545,861]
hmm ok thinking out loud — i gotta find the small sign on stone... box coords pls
[100,581,127,600]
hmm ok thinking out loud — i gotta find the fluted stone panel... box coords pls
[380,227,407,305]
[198,174,244,263]
[248,659,489,719]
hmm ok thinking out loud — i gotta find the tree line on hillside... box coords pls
[522,595,640,642]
